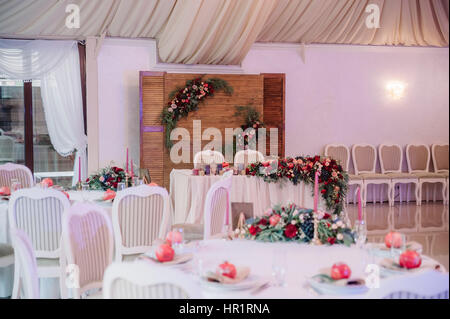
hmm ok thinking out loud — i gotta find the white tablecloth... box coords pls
[0,188,172,298]
[170,169,328,225]
[136,238,446,299]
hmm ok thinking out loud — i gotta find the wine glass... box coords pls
[389,233,406,263]
[354,220,367,249]
[35,176,42,187]
[81,182,89,202]
[117,182,125,192]
[172,227,185,253]
[11,179,22,193]
[272,249,287,287]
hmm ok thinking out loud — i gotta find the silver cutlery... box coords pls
[250,281,270,295]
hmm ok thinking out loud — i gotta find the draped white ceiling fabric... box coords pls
[0,0,448,65]
[0,39,87,185]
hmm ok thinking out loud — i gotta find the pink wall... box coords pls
[241,44,449,174]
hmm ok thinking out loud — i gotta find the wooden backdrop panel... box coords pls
[140,72,285,190]
[162,74,264,188]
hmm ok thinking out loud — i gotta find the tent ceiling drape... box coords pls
[0,0,448,64]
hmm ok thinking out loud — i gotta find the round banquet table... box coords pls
[170,169,328,225]
[0,189,172,298]
[137,238,447,299]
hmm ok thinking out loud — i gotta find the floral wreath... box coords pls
[160,76,233,149]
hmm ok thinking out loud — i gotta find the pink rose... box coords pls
[269,214,281,227]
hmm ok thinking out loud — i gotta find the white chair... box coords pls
[324,144,363,205]
[0,135,15,164]
[431,143,449,205]
[352,144,392,207]
[406,144,446,205]
[9,187,70,299]
[379,144,420,205]
[234,150,264,166]
[0,162,34,188]
[204,175,232,239]
[103,262,201,299]
[0,243,14,297]
[112,185,170,262]
[366,270,449,299]
[62,202,114,299]
[193,150,225,168]
[10,229,39,299]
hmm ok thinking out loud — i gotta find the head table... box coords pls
[170,169,328,225]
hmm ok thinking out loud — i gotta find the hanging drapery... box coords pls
[0,0,448,63]
[0,39,87,185]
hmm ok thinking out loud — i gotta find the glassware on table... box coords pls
[272,249,287,287]
[117,182,126,192]
[389,233,406,263]
[81,182,89,202]
[354,220,367,248]
[136,178,144,186]
[171,227,185,253]
[35,176,42,187]
[11,179,22,193]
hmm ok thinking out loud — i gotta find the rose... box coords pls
[327,237,336,245]
[269,214,281,226]
[248,225,261,236]
[284,224,298,238]
[258,218,268,226]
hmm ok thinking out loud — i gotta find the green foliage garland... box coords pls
[160,76,233,149]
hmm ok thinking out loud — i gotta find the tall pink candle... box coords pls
[126,148,129,173]
[78,157,81,183]
[313,170,319,211]
[357,187,362,221]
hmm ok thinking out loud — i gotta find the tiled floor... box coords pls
[346,202,449,270]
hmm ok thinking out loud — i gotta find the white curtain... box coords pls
[0,39,87,185]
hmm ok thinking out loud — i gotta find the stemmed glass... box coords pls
[354,220,367,249]
[117,182,125,192]
[11,179,22,193]
[389,233,406,263]
[81,182,89,202]
[272,249,287,287]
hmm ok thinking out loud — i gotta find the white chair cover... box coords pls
[203,175,232,239]
[0,163,34,188]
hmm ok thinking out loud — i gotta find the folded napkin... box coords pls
[103,189,116,201]
[204,266,250,284]
[0,186,11,196]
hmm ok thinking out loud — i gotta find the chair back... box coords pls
[352,144,377,174]
[0,135,14,163]
[9,188,70,258]
[62,202,114,297]
[379,144,403,173]
[103,262,202,299]
[431,144,449,172]
[234,150,264,165]
[324,144,350,171]
[112,185,170,261]
[0,163,34,188]
[204,175,232,239]
[193,150,224,168]
[366,270,449,299]
[406,144,430,173]
[11,229,39,299]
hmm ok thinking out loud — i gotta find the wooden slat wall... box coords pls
[140,72,286,190]
[262,73,285,158]
[140,72,165,186]
[162,74,264,188]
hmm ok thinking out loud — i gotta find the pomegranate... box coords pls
[399,250,422,269]
[166,231,183,245]
[330,262,352,280]
[385,231,403,249]
[155,243,174,262]
[0,186,11,196]
[41,178,54,188]
[217,261,237,279]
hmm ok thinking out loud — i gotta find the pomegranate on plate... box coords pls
[330,262,352,280]
[0,186,11,196]
[155,243,175,262]
[399,250,422,269]
[385,231,403,249]
[217,261,237,279]
[166,231,183,245]
[41,178,54,188]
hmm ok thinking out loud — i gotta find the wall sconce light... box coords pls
[386,81,406,100]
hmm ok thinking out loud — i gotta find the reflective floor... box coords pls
[346,202,449,270]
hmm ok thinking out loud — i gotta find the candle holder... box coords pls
[75,181,82,191]
[311,212,322,245]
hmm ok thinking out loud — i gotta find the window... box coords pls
[0,76,74,187]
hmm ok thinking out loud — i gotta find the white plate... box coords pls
[307,269,368,295]
[140,252,193,266]
[369,242,423,258]
[200,274,264,291]
[379,257,443,276]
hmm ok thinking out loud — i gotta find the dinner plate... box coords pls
[140,252,193,266]
[378,257,444,276]
[0,195,10,201]
[200,273,264,291]
[307,269,368,295]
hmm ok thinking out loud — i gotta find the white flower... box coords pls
[299,214,304,222]
[332,224,338,230]
[300,233,305,239]
[293,210,299,216]
[168,107,173,113]
[337,233,343,240]
[332,214,338,221]
[291,220,297,225]
[336,221,343,227]
[171,103,177,109]
[317,211,325,220]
